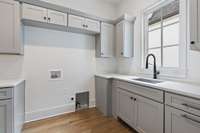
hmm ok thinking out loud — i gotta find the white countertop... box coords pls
[0,79,25,88]
[95,73,200,99]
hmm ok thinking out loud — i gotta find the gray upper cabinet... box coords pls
[0,0,22,54]
[116,20,134,58]
[68,15,85,29]
[22,3,67,26]
[68,14,100,33]
[189,0,200,50]
[117,88,136,127]
[165,106,200,133]
[135,95,163,133]
[47,9,67,26]
[96,22,115,58]
[85,18,100,33]
[22,3,47,23]
[0,100,12,133]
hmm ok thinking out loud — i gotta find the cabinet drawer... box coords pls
[165,106,200,133]
[0,88,12,100]
[166,93,200,116]
[114,80,164,103]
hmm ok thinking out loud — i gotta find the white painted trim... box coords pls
[141,0,188,78]
[25,100,96,122]
[25,103,75,122]
[89,99,96,108]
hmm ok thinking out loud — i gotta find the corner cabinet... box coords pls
[116,20,134,58]
[189,0,200,50]
[0,0,23,54]
[96,22,115,58]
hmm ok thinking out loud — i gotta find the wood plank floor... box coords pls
[23,108,137,133]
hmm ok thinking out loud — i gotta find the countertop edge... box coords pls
[95,74,200,99]
[0,79,25,88]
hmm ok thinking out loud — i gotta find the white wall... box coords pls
[0,0,117,122]
[116,0,200,83]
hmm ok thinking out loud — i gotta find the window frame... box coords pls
[141,0,188,78]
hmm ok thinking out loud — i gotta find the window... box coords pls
[142,0,187,77]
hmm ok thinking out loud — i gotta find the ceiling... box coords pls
[103,0,121,4]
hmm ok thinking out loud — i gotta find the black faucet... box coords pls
[146,54,160,79]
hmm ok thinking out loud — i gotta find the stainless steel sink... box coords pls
[133,78,164,84]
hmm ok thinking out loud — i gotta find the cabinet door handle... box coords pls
[121,52,123,55]
[134,98,137,101]
[44,16,47,20]
[130,97,133,100]
[182,103,200,111]
[82,24,85,27]
[85,25,88,28]
[182,114,200,124]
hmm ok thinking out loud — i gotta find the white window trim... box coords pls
[140,0,188,78]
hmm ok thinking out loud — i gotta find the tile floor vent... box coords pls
[76,91,89,111]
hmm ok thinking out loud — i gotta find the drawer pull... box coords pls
[182,114,200,124]
[182,103,200,111]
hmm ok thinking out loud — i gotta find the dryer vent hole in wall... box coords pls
[76,91,89,111]
[49,70,62,80]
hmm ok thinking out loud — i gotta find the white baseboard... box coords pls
[25,100,96,123]
[25,103,75,122]
[89,99,96,108]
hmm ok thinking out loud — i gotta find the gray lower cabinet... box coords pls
[117,88,136,127]
[165,106,200,133]
[95,76,112,116]
[0,100,12,133]
[116,86,163,133]
[0,80,25,133]
[135,95,163,133]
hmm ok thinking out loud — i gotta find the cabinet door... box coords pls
[0,100,12,133]
[190,0,200,50]
[117,88,136,127]
[47,10,67,26]
[116,20,133,58]
[100,23,114,57]
[165,106,200,133]
[135,95,163,133]
[123,21,133,57]
[0,0,22,54]
[116,21,124,57]
[22,3,47,23]
[68,15,85,29]
[85,19,100,33]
